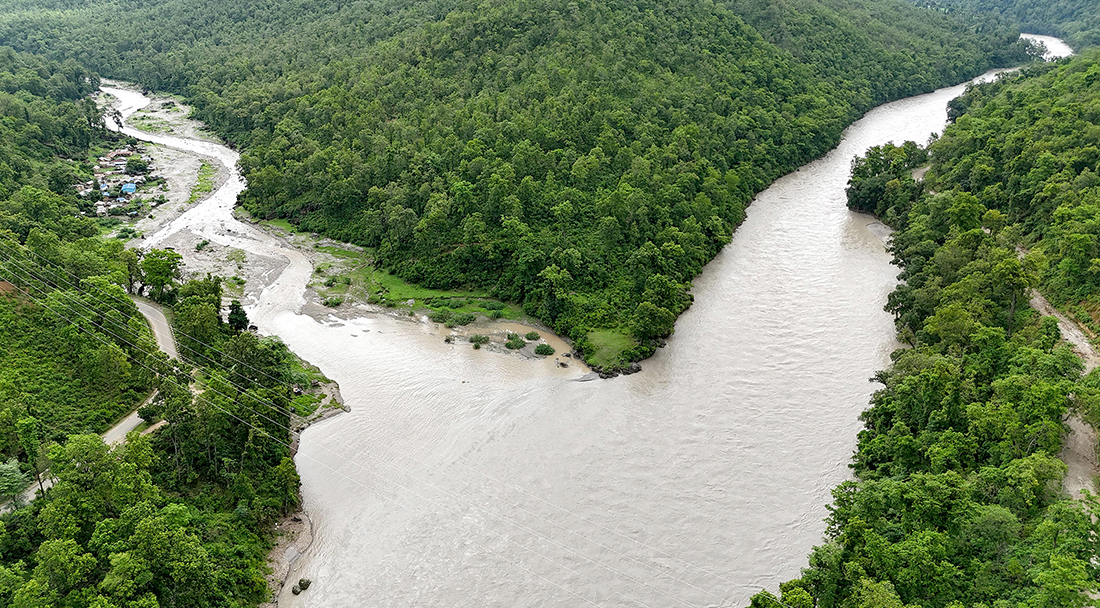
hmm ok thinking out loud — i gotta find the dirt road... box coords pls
[1029,291,1100,499]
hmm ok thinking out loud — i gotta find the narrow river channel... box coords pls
[102,38,1072,606]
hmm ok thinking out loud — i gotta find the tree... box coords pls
[227,300,248,333]
[0,459,26,507]
[119,249,144,295]
[140,249,182,303]
[125,157,148,175]
[992,257,1035,336]
[17,417,47,497]
[631,301,675,340]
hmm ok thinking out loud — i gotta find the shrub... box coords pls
[525,331,540,340]
[444,312,475,328]
[505,333,526,349]
[490,310,504,319]
[453,312,476,325]
[535,343,555,356]
[195,239,210,251]
[322,297,343,307]
[483,301,505,311]
[430,309,454,323]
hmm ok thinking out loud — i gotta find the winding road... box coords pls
[101,297,176,445]
[15,296,178,505]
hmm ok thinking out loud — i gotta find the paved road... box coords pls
[133,297,179,359]
[99,298,178,444]
[14,297,179,507]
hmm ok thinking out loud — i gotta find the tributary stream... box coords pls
[103,35,1072,607]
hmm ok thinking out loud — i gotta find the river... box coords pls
[101,37,1070,607]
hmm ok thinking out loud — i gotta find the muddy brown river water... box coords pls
[102,36,1073,606]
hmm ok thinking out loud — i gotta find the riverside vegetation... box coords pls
[922,0,1100,51]
[0,0,1036,367]
[753,49,1100,608]
[0,49,304,608]
[0,4,1082,608]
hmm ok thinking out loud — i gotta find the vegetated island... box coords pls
[753,47,1100,608]
[0,0,1038,372]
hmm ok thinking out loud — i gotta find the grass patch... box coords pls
[585,330,637,368]
[129,112,174,134]
[185,161,216,205]
[223,276,246,297]
[226,248,246,267]
[290,393,322,417]
[114,226,140,240]
[95,216,122,236]
[263,218,297,233]
[310,244,524,317]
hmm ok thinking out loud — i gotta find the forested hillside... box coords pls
[0,47,149,440]
[0,49,303,608]
[0,0,1033,366]
[920,0,1100,50]
[753,50,1100,607]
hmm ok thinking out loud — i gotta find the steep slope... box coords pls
[922,0,1100,49]
[755,50,1100,608]
[0,48,308,608]
[0,0,1032,366]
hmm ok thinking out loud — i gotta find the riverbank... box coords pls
[106,83,583,375]
[103,82,589,606]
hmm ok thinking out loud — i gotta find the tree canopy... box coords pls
[0,49,305,608]
[755,48,1100,608]
[0,0,1034,366]
[919,0,1100,50]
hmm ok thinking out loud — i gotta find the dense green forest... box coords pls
[0,47,148,442]
[918,0,1100,50]
[0,48,303,608]
[0,0,1034,366]
[753,50,1100,607]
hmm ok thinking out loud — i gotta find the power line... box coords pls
[0,247,740,603]
[2,274,618,607]
[1,262,695,607]
[0,239,754,601]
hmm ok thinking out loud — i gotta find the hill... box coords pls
[0,0,1033,367]
[0,47,305,608]
[919,0,1100,50]
[754,49,1100,608]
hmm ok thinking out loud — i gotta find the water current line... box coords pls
[1,275,629,608]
